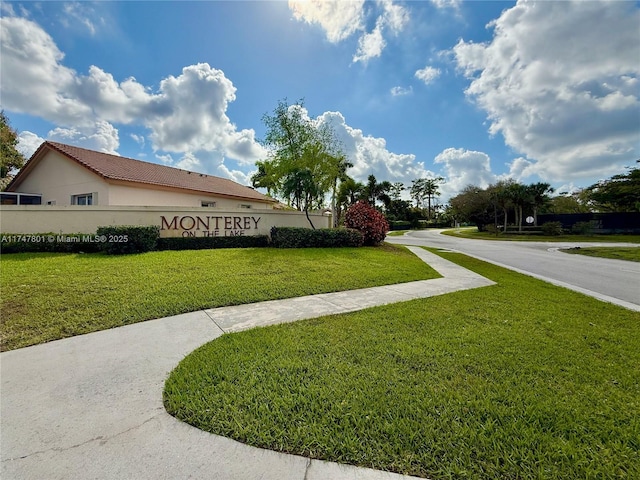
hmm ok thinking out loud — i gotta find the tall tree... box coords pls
[0,111,26,181]
[423,177,444,220]
[410,177,444,219]
[507,182,532,232]
[488,179,516,231]
[363,175,391,209]
[527,182,554,225]
[410,178,426,208]
[336,177,364,225]
[448,185,493,230]
[584,163,640,212]
[390,182,404,201]
[257,99,346,227]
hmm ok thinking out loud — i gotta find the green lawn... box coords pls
[0,245,438,351]
[385,230,408,236]
[442,228,640,243]
[164,250,640,480]
[561,246,640,262]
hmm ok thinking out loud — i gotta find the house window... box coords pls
[47,200,56,205]
[201,201,217,207]
[240,204,252,209]
[0,193,42,205]
[72,193,93,205]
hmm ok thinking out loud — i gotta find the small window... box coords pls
[201,201,217,207]
[72,193,93,205]
[240,204,252,209]
[47,200,57,205]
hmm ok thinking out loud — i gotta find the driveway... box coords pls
[386,230,640,311]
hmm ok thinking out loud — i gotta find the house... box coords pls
[3,141,275,209]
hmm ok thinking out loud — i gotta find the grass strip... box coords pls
[561,246,640,262]
[441,228,640,243]
[0,245,438,351]
[164,250,640,480]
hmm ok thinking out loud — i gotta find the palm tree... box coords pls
[423,177,444,220]
[527,182,554,225]
[410,178,426,208]
[390,182,404,201]
[336,177,364,225]
[363,175,391,209]
[508,183,532,232]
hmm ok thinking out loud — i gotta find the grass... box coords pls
[164,250,640,480]
[0,245,439,351]
[385,230,408,236]
[561,246,640,262]
[442,228,640,243]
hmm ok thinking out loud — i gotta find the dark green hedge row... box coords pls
[96,226,160,254]
[270,227,363,248]
[2,225,366,254]
[0,233,103,254]
[157,235,269,250]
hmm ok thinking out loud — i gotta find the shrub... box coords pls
[270,227,363,248]
[541,221,564,236]
[96,226,159,254]
[345,201,389,246]
[388,221,412,231]
[571,221,596,235]
[157,235,269,251]
[0,233,102,254]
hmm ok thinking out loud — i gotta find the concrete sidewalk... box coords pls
[1,247,494,480]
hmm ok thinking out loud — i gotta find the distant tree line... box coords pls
[448,164,639,231]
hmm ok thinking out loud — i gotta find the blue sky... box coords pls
[1,1,639,201]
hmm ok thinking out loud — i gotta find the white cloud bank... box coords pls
[316,110,434,186]
[288,0,409,63]
[0,14,266,178]
[453,0,640,183]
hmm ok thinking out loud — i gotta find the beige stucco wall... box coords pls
[15,151,109,205]
[0,206,331,237]
[107,183,271,209]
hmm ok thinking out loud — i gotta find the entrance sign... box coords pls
[160,215,261,237]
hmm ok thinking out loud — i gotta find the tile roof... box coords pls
[13,142,273,203]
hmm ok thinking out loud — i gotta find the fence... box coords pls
[537,212,640,233]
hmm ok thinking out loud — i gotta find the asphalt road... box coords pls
[386,230,640,311]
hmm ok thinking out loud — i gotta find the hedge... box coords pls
[96,226,160,254]
[0,233,103,254]
[270,227,364,248]
[157,235,269,250]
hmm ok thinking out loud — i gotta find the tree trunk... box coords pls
[304,208,316,230]
[518,206,523,232]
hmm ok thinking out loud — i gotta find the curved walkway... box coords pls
[1,247,494,480]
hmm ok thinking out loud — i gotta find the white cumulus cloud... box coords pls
[48,121,120,154]
[390,86,413,96]
[415,66,441,85]
[17,131,45,158]
[453,0,640,183]
[0,14,266,182]
[434,147,497,199]
[288,0,409,64]
[288,0,365,43]
[317,110,434,186]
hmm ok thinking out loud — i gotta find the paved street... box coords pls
[386,230,640,311]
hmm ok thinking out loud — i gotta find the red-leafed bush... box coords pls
[344,201,389,246]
